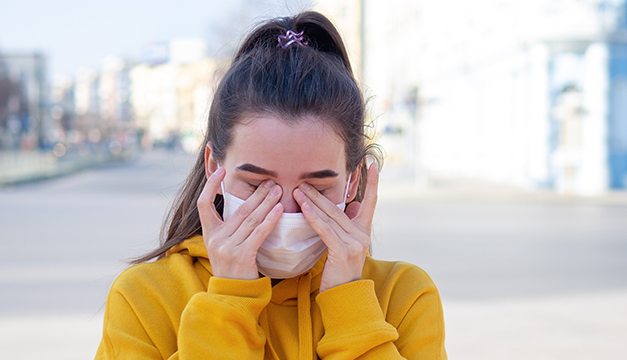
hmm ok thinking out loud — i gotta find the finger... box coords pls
[295,183,354,231]
[221,179,276,234]
[300,201,342,247]
[294,186,359,237]
[231,184,282,243]
[243,202,284,252]
[298,192,369,249]
[345,201,361,220]
[197,167,226,229]
[354,163,379,227]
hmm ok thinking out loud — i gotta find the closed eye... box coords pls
[248,181,326,195]
[246,182,262,190]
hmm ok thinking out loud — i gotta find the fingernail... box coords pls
[272,203,282,213]
[371,162,379,173]
[300,182,311,191]
[264,180,275,189]
[215,167,225,176]
[294,188,306,200]
[271,185,281,196]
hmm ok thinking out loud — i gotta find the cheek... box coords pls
[319,183,348,205]
[221,174,255,200]
[233,182,260,200]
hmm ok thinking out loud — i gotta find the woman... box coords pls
[95,11,446,359]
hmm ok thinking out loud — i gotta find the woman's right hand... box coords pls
[197,167,284,280]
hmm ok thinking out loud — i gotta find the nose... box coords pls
[279,187,302,213]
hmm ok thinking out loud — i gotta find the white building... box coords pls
[361,0,627,194]
[130,39,223,152]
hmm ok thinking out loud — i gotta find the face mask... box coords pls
[221,173,352,279]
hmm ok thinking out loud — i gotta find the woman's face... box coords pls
[214,114,357,213]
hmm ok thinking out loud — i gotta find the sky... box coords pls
[0,0,309,78]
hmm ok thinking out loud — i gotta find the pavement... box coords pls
[0,148,135,186]
[0,150,626,359]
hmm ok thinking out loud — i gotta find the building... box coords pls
[130,39,224,152]
[50,75,75,143]
[313,0,364,82]
[99,56,134,137]
[361,0,627,194]
[0,53,48,150]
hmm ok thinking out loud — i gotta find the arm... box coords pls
[178,277,272,359]
[95,275,272,360]
[316,280,400,359]
[316,279,446,360]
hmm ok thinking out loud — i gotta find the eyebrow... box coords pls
[235,163,339,179]
[236,163,277,177]
[299,169,339,179]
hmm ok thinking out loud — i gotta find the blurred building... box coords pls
[0,53,48,150]
[130,39,224,152]
[73,68,100,140]
[99,56,134,143]
[50,75,75,143]
[313,0,364,81]
[361,0,627,194]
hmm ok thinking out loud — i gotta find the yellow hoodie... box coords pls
[95,235,446,359]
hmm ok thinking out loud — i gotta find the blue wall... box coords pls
[608,43,627,188]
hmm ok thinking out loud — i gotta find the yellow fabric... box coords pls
[95,235,447,359]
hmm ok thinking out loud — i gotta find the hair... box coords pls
[134,11,382,263]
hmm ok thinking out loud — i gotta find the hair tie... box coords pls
[277,30,308,49]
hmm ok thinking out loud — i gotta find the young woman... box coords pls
[95,11,446,360]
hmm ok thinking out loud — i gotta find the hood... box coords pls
[165,234,327,306]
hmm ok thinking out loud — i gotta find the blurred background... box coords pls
[1,0,626,359]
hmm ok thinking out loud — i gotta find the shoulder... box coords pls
[363,256,441,311]
[108,251,208,305]
[363,256,437,292]
[361,260,446,357]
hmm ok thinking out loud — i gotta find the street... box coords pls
[1,150,626,359]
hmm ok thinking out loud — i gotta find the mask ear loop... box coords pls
[217,164,226,195]
[343,173,352,202]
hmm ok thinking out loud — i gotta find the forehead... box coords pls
[225,114,346,174]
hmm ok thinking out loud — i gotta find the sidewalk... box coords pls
[0,149,136,186]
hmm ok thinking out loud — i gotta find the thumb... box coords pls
[345,201,361,220]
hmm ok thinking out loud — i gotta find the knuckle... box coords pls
[321,221,334,235]
[206,240,220,254]
[328,203,343,217]
[234,203,250,217]
[197,196,211,211]
[322,214,334,227]
[309,189,321,200]
[215,245,232,259]
[244,214,262,228]
[250,222,270,238]
[347,241,364,253]
[261,196,276,208]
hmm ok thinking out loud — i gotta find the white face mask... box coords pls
[221,173,352,279]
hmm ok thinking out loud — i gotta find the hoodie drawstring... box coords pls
[260,309,280,359]
[297,272,313,359]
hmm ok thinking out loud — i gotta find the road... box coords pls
[1,150,626,359]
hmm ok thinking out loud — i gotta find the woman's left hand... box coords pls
[293,163,379,293]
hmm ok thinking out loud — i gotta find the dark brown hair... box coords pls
[134,11,382,263]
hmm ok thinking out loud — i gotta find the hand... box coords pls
[293,163,379,292]
[197,167,284,280]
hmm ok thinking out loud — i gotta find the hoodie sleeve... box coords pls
[95,273,272,360]
[315,279,446,360]
[178,276,272,359]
